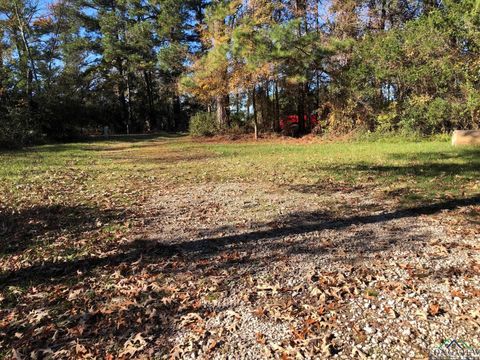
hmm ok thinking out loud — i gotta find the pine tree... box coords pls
[0,0,40,107]
[182,0,237,127]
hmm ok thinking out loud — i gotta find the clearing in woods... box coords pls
[0,134,479,358]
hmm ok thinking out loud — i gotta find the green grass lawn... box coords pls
[0,134,479,358]
[1,135,478,209]
[0,135,478,262]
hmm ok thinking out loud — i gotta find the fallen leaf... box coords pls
[119,332,147,358]
[428,303,441,317]
[256,332,266,345]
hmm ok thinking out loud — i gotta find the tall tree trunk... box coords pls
[270,81,275,132]
[13,2,38,111]
[236,93,240,115]
[274,81,280,132]
[143,70,154,132]
[117,59,129,133]
[119,85,128,132]
[258,84,265,129]
[212,15,229,129]
[14,4,38,86]
[0,43,3,105]
[264,82,270,130]
[126,72,133,134]
[380,0,387,31]
[297,84,305,136]
[224,94,230,127]
[173,95,182,131]
[305,82,311,132]
[252,87,258,140]
[216,95,227,128]
[246,91,250,122]
[296,0,307,135]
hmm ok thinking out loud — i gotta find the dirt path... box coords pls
[1,181,479,359]
[134,183,480,359]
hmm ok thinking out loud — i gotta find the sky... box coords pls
[38,0,55,15]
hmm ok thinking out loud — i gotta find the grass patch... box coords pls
[0,135,478,270]
[0,134,478,358]
[2,134,478,207]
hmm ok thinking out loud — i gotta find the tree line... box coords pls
[1,0,479,146]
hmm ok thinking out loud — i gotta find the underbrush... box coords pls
[304,126,455,144]
[189,112,218,136]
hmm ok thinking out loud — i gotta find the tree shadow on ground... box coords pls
[388,147,480,162]
[0,133,187,154]
[343,162,479,178]
[85,132,186,142]
[104,151,216,164]
[2,194,478,289]
[312,148,480,180]
[287,182,375,196]
[0,205,129,256]
[1,194,479,357]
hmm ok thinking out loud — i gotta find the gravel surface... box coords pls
[138,182,480,359]
[1,181,478,359]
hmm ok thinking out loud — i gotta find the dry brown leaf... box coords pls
[119,333,147,358]
[253,307,266,318]
[75,342,88,355]
[384,306,398,319]
[180,312,203,327]
[451,289,463,298]
[204,338,220,353]
[428,303,441,317]
[256,332,266,345]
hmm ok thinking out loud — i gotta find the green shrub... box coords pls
[228,112,245,126]
[399,96,459,135]
[0,105,39,149]
[189,112,218,136]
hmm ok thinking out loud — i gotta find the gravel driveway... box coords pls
[1,181,478,359]
[137,183,480,359]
